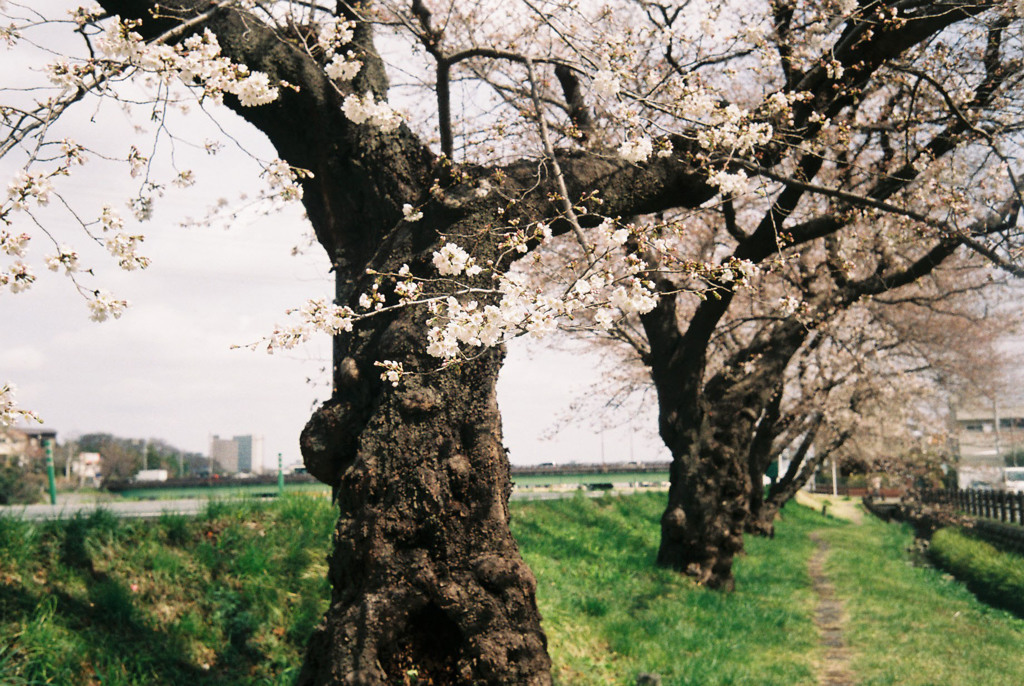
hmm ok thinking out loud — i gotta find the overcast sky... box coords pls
[0,1,668,471]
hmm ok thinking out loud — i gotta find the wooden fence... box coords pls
[925,488,1024,527]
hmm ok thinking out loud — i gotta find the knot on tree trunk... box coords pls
[663,506,687,539]
[301,399,362,485]
[474,554,536,595]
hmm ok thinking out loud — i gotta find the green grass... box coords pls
[0,495,335,686]
[114,482,331,500]
[4,492,1024,685]
[512,492,834,686]
[928,527,1024,617]
[820,515,1024,685]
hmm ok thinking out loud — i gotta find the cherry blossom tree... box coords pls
[745,265,1023,534]
[3,0,712,682]
[495,0,1024,589]
[4,0,1024,680]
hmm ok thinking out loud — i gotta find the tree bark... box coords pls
[298,280,550,684]
[90,3,554,682]
[747,413,823,537]
[645,299,811,589]
[654,410,752,591]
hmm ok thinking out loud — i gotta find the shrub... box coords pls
[0,463,45,505]
[929,527,1024,617]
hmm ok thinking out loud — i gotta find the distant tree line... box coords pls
[0,432,209,503]
[71,434,209,485]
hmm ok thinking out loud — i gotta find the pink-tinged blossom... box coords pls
[432,243,475,276]
[104,232,149,271]
[88,290,129,322]
[60,139,88,166]
[69,5,102,26]
[402,203,424,222]
[375,360,404,388]
[7,171,54,210]
[358,284,385,311]
[127,146,148,177]
[317,20,356,57]
[592,69,621,98]
[325,54,362,81]
[45,245,80,274]
[261,299,355,353]
[95,21,279,108]
[234,71,279,107]
[707,169,749,196]
[394,279,421,302]
[1,383,42,428]
[593,307,617,330]
[6,262,34,293]
[0,230,30,257]
[263,160,306,201]
[45,59,91,88]
[778,296,801,316]
[99,204,125,231]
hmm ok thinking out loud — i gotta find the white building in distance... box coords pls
[950,400,1024,488]
[209,434,265,474]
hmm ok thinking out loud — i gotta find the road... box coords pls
[0,487,663,521]
[0,497,220,521]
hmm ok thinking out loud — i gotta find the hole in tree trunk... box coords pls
[379,602,463,684]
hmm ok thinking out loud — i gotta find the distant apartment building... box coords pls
[209,434,264,474]
[950,400,1024,487]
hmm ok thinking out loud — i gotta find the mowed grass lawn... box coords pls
[1,492,1023,685]
[820,520,1024,686]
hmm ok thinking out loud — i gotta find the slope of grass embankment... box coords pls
[0,497,335,685]
[2,492,1024,685]
[928,526,1024,618]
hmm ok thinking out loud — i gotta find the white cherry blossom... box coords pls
[617,137,653,164]
[87,290,129,322]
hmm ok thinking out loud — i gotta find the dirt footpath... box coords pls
[795,491,864,524]
[808,531,854,685]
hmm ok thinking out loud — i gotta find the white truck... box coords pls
[1002,467,1024,494]
[134,469,169,482]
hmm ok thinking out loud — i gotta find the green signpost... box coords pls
[278,452,284,497]
[43,438,57,505]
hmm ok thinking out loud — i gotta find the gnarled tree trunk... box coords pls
[298,285,550,684]
[654,418,752,591]
[646,302,811,589]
